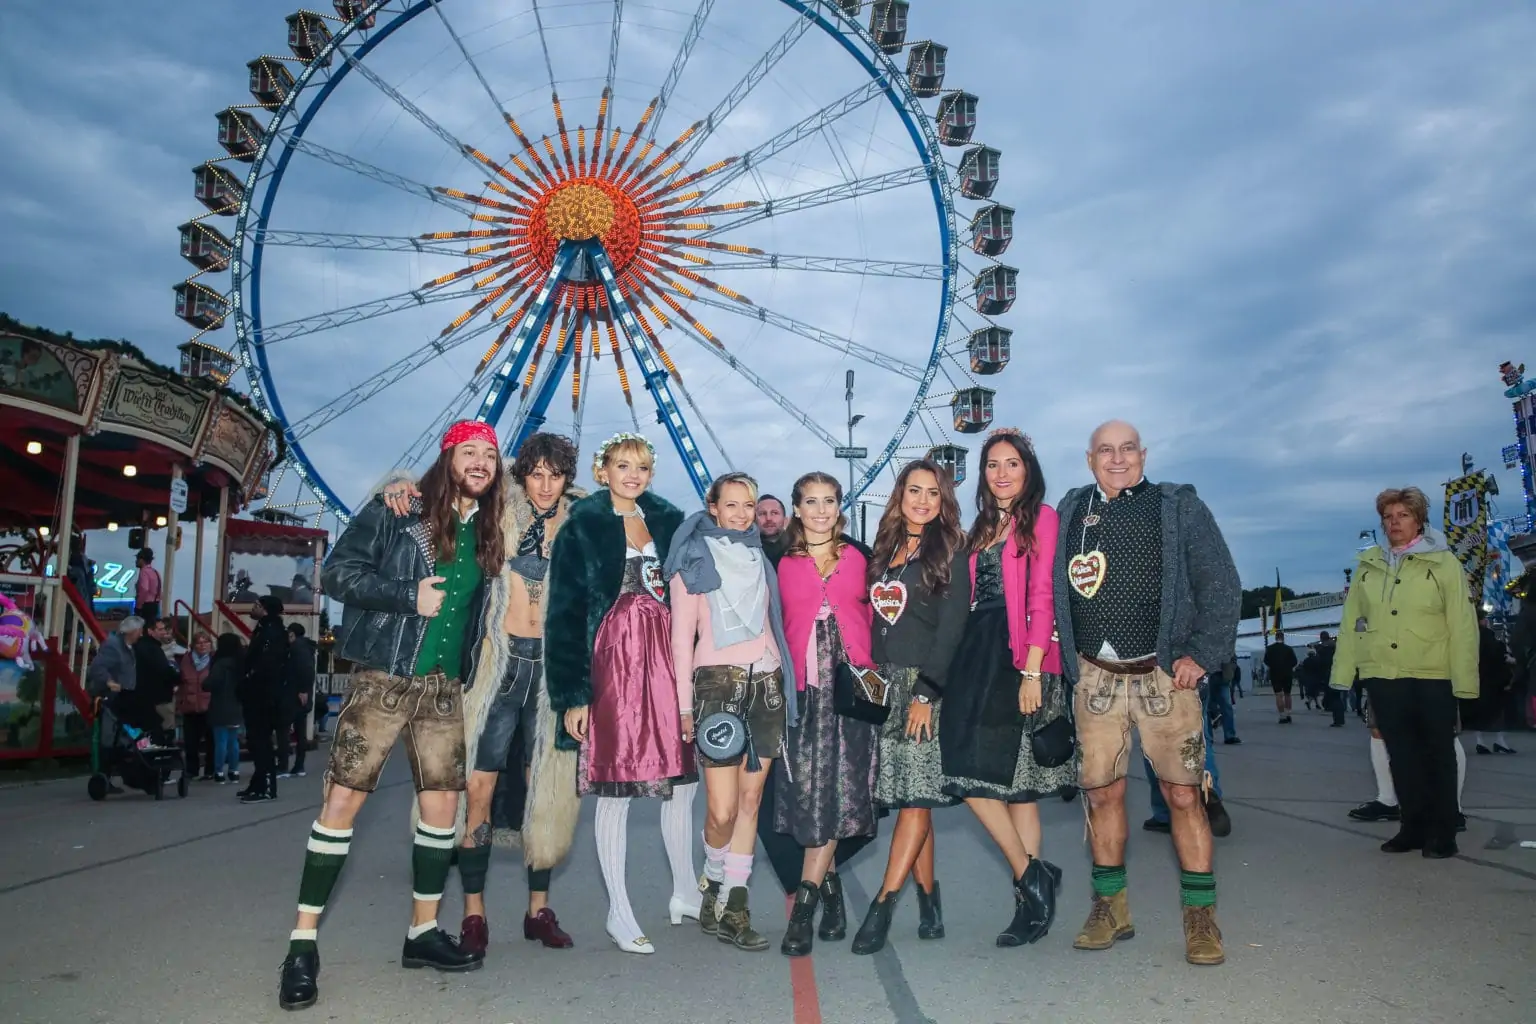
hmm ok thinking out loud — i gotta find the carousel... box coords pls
[0,315,314,761]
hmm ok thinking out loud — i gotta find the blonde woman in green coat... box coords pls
[1331,486,1477,859]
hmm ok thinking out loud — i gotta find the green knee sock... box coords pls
[291,822,352,955]
[411,822,457,928]
[1180,870,1216,908]
[458,843,492,896]
[1091,864,1126,898]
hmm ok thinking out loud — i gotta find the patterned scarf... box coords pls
[518,500,559,557]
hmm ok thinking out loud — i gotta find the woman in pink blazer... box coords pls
[940,429,1071,947]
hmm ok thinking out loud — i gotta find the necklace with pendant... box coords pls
[1069,491,1107,599]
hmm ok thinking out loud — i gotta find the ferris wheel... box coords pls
[173,0,1017,523]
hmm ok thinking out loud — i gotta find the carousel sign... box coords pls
[99,365,210,451]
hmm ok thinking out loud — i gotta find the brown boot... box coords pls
[698,877,722,936]
[1072,890,1134,951]
[1182,905,1225,965]
[716,886,769,951]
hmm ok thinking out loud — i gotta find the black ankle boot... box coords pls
[1019,858,1057,943]
[996,870,1043,947]
[278,948,319,1010]
[851,890,899,955]
[818,872,847,941]
[915,881,945,940]
[781,882,820,957]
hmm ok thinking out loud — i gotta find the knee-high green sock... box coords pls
[411,822,457,933]
[291,822,352,955]
[1180,870,1216,908]
[458,844,492,896]
[1091,864,1126,898]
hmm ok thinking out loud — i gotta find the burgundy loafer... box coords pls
[524,908,573,949]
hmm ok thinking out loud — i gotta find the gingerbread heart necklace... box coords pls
[871,535,919,624]
[1070,491,1108,599]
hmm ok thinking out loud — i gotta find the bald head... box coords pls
[1086,420,1146,498]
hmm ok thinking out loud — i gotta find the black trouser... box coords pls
[1365,677,1458,844]
[1324,688,1346,726]
[276,705,309,773]
[244,704,277,794]
[181,712,213,776]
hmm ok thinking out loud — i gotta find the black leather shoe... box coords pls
[1493,744,1516,754]
[278,950,319,1011]
[1044,860,1063,894]
[781,882,820,957]
[401,927,484,972]
[1477,744,1492,755]
[1381,832,1424,853]
[1142,817,1171,833]
[915,881,944,940]
[850,890,898,956]
[1206,796,1233,838]
[997,860,1055,947]
[1422,840,1458,859]
[818,872,847,941]
[1348,800,1399,822]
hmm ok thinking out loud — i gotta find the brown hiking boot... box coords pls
[1183,905,1224,965]
[698,877,722,936]
[1072,891,1134,951]
[717,886,769,951]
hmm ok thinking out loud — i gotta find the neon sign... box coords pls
[96,563,137,596]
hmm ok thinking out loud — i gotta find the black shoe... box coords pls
[850,890,899,956]
[1279,716,1292,724]
[1044,860,1063,894]
[996,874,1042,947]
[1223,737,1242,745]
[1381,832,1424,854]
[1456,812,1467,832]
[401,927,484,972]
[1494,744,1517,754]
[240,788,275,803]
[1422,840,1458,859]
[1142,817,1171,833]
[1329,721,1345,728]
[1477,744,1492,755]
[915,881,944,940]
[278,949,319,1011]
[781,882,820,957]
[1348,800,1400,822]
[818,872,847,941]
[1206,796,1233,838]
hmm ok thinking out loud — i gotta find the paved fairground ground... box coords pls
[3,694,1534,1024]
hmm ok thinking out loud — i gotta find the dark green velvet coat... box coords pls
[544,488,686,750]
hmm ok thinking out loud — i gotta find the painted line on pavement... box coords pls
[840,873,937,1024]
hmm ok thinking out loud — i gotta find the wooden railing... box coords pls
[214,600,254,638]
[173,599,219,646]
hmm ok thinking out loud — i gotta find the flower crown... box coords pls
[593,431,656,472]
[988,426,1034,453]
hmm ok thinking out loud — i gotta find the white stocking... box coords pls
[1370,736,1396,806]
[659,781,699,903]
[1454,735,1466,812]
[595,796,643,943]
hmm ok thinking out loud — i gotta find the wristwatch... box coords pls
[913,693,933,705]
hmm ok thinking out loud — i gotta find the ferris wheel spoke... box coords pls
[699,79,885,200]
[675,9,815,166]
[275,132,478,214]
[253,284,480,348]
[397,371,497,472]
[670,289,927,382]
[334,39,480,162]
[700,165,932,237]
[255,230,474,259]
[427,0,511,124]
[647,0,715,142]
[529,0,558,92]
[605,0,624,94]
[286,316,504,441]
[701,251,943,280]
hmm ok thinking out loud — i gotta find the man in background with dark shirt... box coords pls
[1264,632,1298,724]
[756,494,789,564]
[1054,420,1241,967]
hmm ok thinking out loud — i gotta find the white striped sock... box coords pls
[414,822,457,849]
[659,782,698,901]
[1370,736,1396,806]
[595,796,643,943]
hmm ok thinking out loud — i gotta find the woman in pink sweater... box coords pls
[667,472,796,952]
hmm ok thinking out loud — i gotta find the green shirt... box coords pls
[414,511,483,677]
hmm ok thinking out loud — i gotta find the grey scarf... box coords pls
[665,511,798,726]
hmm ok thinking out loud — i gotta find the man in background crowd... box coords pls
[240,595,289,802]
[134,548,162,624]
[135,618,181,733]
[756,494,789,564]
[278,622,318,778]
[1264,631,1297,724]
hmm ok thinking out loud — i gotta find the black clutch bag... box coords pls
[1029,713,1075,769]
[834,661,891,725]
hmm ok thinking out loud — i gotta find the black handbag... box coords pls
[1029,712,1075,768]
[834,660,891,725]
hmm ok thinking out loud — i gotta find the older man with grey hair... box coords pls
[1054,420,1241,966]
[87,616,143,698]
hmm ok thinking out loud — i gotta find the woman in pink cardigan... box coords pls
[773,471,878,958]
[667,472,795,953]
[940,430,1071,946]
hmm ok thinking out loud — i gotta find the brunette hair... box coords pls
[1375,486,1429,528]
[967,432,1047,556]
[784,471,848,558]
[418,443,506,576]
[868,459,964,594]
[511,432,578,487]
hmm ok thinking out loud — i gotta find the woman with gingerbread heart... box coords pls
[940,428,1073,947]
[849,459,970,956]
[543,433,702,955]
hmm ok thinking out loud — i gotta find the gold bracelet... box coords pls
[1020,670,1042,681]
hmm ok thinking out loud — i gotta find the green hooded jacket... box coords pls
[1329,528,1478,698]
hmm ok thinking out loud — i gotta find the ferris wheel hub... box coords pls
[544,182,616,241]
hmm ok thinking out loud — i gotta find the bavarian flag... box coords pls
[1443,472,1492,600]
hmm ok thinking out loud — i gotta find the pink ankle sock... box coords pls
[723,851,753,890]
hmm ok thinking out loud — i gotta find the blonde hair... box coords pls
[593,438,654,486]
[707,472,758,506]
[1375,486,1430,528]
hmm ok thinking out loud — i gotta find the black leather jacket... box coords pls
[322,496,489,687]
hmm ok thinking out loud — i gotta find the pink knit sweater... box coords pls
[669,576,782,714]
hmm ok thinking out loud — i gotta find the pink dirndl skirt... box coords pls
[579,592,695,797]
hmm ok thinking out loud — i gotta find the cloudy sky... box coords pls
[3,0,1534,598]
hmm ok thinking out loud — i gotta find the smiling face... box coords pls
[901,468,942,529]
[984,442,1028,506]
[451,439,500,499]
[1088,420,1146,498]
[522,459,568,513]
[1381,502,1421,548]
[709,481,757,531]
[794,483,840,540]
[603,444,654,502]
[192,632,212,655]
[755,497,786,537]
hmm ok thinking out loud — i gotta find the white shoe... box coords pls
[668,894,702,925]
[606,926,654,955]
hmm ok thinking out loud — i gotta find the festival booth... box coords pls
[0,317,280,760]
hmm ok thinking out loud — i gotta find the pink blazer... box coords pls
[777,546,875,690]
[969,505,1061,674]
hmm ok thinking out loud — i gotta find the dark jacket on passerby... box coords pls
[1264,640,1298,684]
[133,635,179,707]
[241,616,289,715]
[202,656,245,728]
[286,634,318,710]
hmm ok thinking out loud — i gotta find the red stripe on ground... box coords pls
[786,893,823,1024]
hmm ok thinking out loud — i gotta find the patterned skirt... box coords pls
[773,616,880,846]
[875,665,957,810]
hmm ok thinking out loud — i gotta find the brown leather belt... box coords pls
[1081,654,1158,675]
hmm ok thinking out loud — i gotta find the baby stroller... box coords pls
[87,695,188,801]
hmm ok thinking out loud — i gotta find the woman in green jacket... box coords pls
[1331,486,1477,859]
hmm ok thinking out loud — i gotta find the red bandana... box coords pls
[441,420,499,452]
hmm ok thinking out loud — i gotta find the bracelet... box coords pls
[1020,670,1042,680]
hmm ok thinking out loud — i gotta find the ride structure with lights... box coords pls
[174,0,1019,523]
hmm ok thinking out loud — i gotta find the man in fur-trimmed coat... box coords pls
[388,432,583,956]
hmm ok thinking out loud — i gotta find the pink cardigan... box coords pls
[969,505,1061,674]
[669,576,782,714]
[778,546,875,690]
